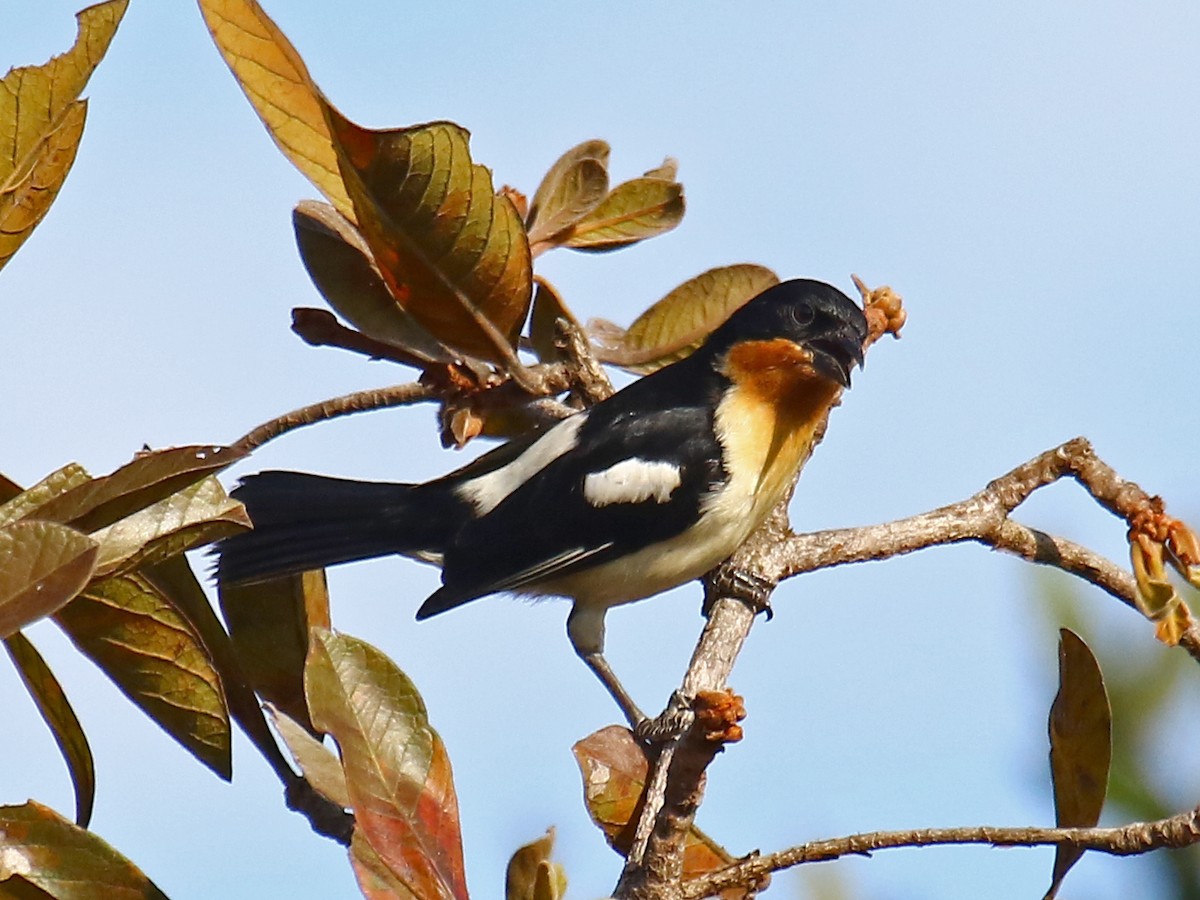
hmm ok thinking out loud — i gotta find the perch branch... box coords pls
[683,806,1200,898]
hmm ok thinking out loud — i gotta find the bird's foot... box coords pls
[634,689,695,743]
[703,565,776,620]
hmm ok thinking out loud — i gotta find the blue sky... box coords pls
[3,2,1199,898]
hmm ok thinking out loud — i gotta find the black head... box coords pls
[702,279,868,386]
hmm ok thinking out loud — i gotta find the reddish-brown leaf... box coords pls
[324,105,532,364]
[0,801,168,899]
[306,629,467,900]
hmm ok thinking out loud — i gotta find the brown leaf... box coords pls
[0,464,90,526]
[306,628,467,900]
[32,445,245,533]
[56,571,231,780]
[293,201,455,366]
[590,264,779,373]
[220,569,331,733]
[1045,628,1112,899]
[324,106,533,364]
[0,520,98,637]
[572,725,743,894]
[4,632,95,828]
[266,703,350,810]
[350,829,421,900]
[528,277,582,365]
[89,476,250,579]
[562,173,684,252]
[506,829,567,900]
[526,140,610,250]
[0,0,128,271]
[198,0,354,219]
[0,801,168,899]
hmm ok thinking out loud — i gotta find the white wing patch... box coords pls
[456,415,585,515]
[583,458,682,508]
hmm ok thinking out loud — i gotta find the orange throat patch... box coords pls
[715,337,844,502]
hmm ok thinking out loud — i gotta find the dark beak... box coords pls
[809,328,866,388]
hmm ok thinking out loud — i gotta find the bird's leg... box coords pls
[569,604,696,741]
[568,604,650,728]
[703,563,776,619]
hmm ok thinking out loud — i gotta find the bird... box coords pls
[217,278,868,729]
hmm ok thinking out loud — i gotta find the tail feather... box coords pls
[216,471,466,584]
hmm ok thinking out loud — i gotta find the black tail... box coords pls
[216,471,467,584]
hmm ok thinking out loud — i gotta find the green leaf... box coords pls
[562,167,684,252]
[507,829,566,900]
[4,632,95,828]
[266,703,350,810]
[220,569,329,734]
[0,464,90,527]
[55,571,231,780]
[140,555,293,784]
[293,201,456,366]
[89,476,250,579]
[1045,628,1112,900]
[306,629,467,900]
[0,801,168,900]
[526,140,610,250]
[32,445,245,534]
[324,106,533,364]
[0,520,98,637]
[590,264,779,373]
[0,0,128,271]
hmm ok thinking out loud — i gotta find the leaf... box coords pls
[198,0,354,219]
[220,569,331,733]
[89,476,250,579]
[0,464,90,527]
[0,0,128,272]
[528,277,581,365]
[590,264,779,373]
[266,703,350,810]
[1045,628,1112,900]
[526,140,610,249]
[324,106,533,364]
[55,571,231,780]
[0,875,57,899]
[506,829,567,900]
[0,800,168,900]
[32,445,245,533]
[0,101,86,273]
[293,201,454,366]
[572,726,743,893]
[350,830,420,900]
[0,520,98,637]
[306,629,467,900]
[561,168,685,252]
[4,632,95,828]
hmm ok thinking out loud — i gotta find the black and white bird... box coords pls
[217,278,868,727]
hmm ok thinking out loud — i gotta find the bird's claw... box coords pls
[634,689,695,742]
[703,565,776,619]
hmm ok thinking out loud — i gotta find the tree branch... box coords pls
[683,806,1200,898]
[616,437,1199,899]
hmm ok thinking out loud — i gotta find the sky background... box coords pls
[3,1,1199,898]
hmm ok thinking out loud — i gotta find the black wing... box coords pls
[417,403,724,617]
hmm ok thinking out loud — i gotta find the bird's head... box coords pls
[704,279,868,388]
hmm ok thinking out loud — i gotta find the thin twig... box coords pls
[683,806,1200,898]
[230,383,436,454]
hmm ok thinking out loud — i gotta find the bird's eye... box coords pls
[788,303,815,328]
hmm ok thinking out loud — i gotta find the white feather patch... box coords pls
[456,415,584,515]
[583,458,682,508]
